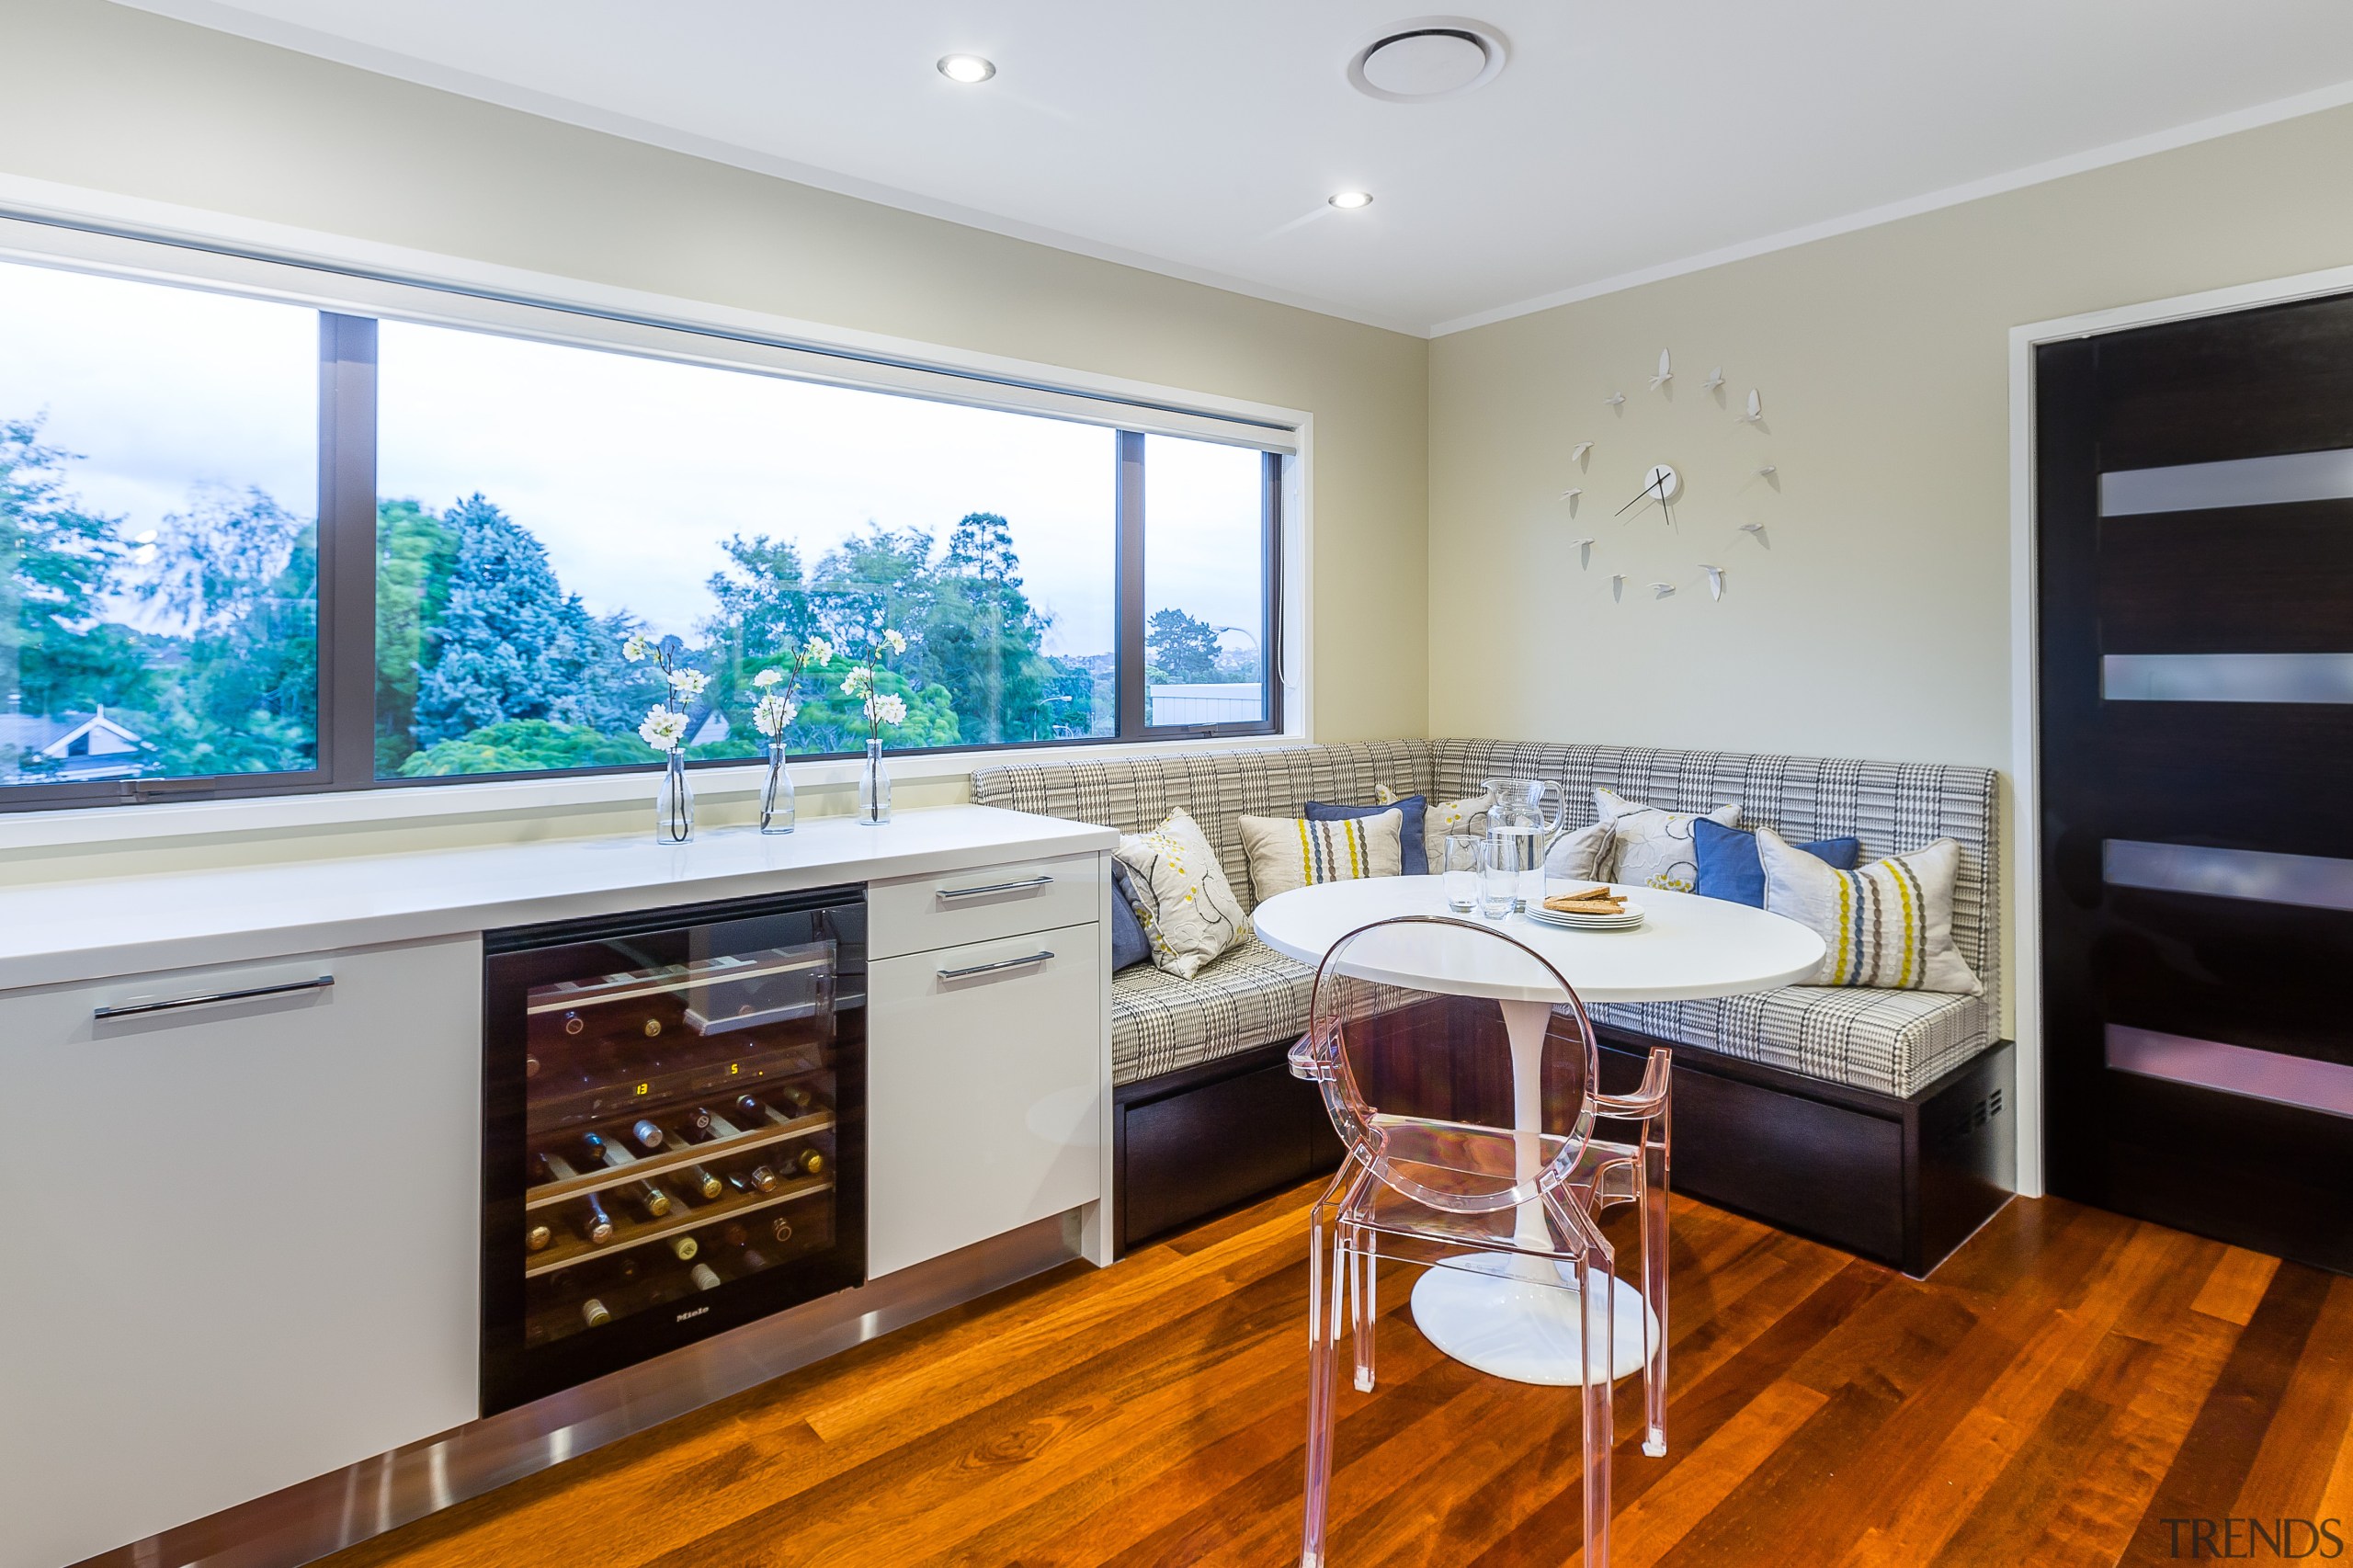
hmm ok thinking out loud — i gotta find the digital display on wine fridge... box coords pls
[481,887,867,1415]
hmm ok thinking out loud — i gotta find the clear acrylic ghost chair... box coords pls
[1286,915,1673,1568]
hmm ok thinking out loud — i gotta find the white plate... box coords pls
[1526,900,1646,930]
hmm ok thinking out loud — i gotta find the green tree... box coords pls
[415,495,574,744]
[0,417,148,738]
[786,658,960,754]
[397,718,650,777]
[926,512,1058,744]
[373,497,460,774]
[1145,607,1222,683]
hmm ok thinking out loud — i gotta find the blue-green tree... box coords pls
[414,495,574,744]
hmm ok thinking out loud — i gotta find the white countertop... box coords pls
[0,805,1116,992]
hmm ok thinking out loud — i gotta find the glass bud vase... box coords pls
[655,747,694,844]
[858,737,892,826]
[759,743,795,835]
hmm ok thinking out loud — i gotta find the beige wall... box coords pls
[1428,102,2353,769]
[0,0,1428,755]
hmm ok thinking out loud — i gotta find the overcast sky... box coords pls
[0,256,1267,664]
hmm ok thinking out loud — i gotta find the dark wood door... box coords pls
[2037,294,2353,1275]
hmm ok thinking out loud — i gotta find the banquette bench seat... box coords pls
[972,739,2014,1275]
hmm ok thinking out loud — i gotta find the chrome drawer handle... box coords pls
[936,875,1054,902]
[937,951,1054,982]
[94,974,335,1020]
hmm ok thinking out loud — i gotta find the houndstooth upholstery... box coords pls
[974,740,2004,1096]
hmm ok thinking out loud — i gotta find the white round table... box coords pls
[1253,876,1824,1388]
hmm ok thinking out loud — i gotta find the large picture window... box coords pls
[0,253,1284,810]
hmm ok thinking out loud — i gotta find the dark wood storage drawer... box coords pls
[1121,1058,1338,1248]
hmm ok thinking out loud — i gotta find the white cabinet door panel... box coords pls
[868,926,1102,1278]
[868,851,1105,959]
[0,938,481,1568]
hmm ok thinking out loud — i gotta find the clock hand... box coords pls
[1615,471,1669,517]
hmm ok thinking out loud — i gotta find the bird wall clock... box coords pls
[1563,348,1779,606]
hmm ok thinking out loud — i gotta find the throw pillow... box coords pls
[1111,807,1249,981]
[1238,808,1404,903]
[1757,827,1982,994]
[1397,783,1496,870]
[1545,820,1613,881]
[1108,862,1152,972]
[1596,787,1741,892]
[1692,817,1862,908]
[1308,794,1428,874]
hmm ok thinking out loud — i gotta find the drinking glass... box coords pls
[1478,852,1519,921]
[1441,834,1483,914]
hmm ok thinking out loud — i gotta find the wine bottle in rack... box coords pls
[527,1222,553,1253]
[668,1235,699,1262]
[698,1108,744,1139]
[583,1131,635,1169]
[580,1296,612,1328]
[641,1016,664,1039]
[733,1094,781,1126]
[767,1215,794,1244]
[689,1263,723,1291]
[789,1147,825,1177]
[562,1009,585,1037]
[635,1181,673,1220]
[688,1165,724,1199]
[631,1119,665,1150]
[684,1108,715,1139]
[536,1150,582,1184]
[581,1193,615,1245]
[777,1083,815,1113]
[747,1164,781,1193]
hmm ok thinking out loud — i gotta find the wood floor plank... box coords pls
[326,1187,2353,1568]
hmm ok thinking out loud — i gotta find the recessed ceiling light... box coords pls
[1329,191,1375,210]
[938,53,996,84]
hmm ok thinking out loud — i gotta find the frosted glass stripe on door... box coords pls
[2102,653,2353,704]
[2100,447,2353,516]
[2105,839,2353,913]
[2106,1024,2353,1119]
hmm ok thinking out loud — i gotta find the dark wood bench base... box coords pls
[1600,1028,2017,1278]
[1114,1040,1343,1256]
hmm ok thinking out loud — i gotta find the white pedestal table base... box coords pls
[1408,1253,1658,1385]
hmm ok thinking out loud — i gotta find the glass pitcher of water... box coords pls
[1482,777,1566,912]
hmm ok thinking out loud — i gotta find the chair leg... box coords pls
[1640,1135,1669,1458]
[1302,1209,1347,1568]
[1576,1230,1615,1568]
[1353,1230,1378,1393]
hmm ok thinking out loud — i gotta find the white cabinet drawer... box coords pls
[0,939,482,1568]
[868,926,1104,1278]
[869,850,1105,959]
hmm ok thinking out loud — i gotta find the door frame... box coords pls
[2006,260,2353,1198]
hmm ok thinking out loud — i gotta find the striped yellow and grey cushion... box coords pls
[1594,986,1991,1097]
[972,741,1432,915]
[1111,935,1317,1085]
[1428,740,2002,1025]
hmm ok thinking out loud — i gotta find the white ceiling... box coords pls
[119,1,2353,335]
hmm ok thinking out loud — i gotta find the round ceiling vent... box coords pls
[1347,18,1509,103]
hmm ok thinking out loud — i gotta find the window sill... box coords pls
[0,732,1304,858]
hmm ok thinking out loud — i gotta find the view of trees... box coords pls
[5,409,1260,786]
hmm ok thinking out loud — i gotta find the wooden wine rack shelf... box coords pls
[526,1108,835,1210]
[526,1175,835,1278]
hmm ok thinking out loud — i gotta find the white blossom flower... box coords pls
[865,692,909,727]
[667,668,710,699]
[752,667,784,688]
[752,692,799,738]
[637,705,689,751]
[621,631,652,663]
[880,629,908,656]
[841,668,872,698]
[802,635,833,665]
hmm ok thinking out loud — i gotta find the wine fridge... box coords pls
[480,887,866,1415]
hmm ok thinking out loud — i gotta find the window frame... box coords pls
[0,224,1297,815]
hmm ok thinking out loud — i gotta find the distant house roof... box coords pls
[1,707,153,781]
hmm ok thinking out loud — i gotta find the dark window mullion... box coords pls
[319,313,379,790]
[1262,450,1283,734]
[1115,430,1147,741]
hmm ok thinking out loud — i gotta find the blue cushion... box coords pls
[1693,817,1861,907]
[1305,796,1427,875]
[1108,862,1152,971]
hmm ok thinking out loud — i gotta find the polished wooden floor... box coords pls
[333,1186,2353,1568]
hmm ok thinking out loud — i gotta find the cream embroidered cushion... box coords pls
[1545,821,1613,881]
[1111,807,1250,980]
[1596,787,1740,892]
[1237,808,1404,903]
[1387,783,1495,869]
[1757,828,1983,994]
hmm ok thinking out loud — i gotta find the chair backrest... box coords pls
[1293,916,1599,1215]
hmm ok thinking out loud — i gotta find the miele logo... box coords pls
[675,1306,710,1323]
